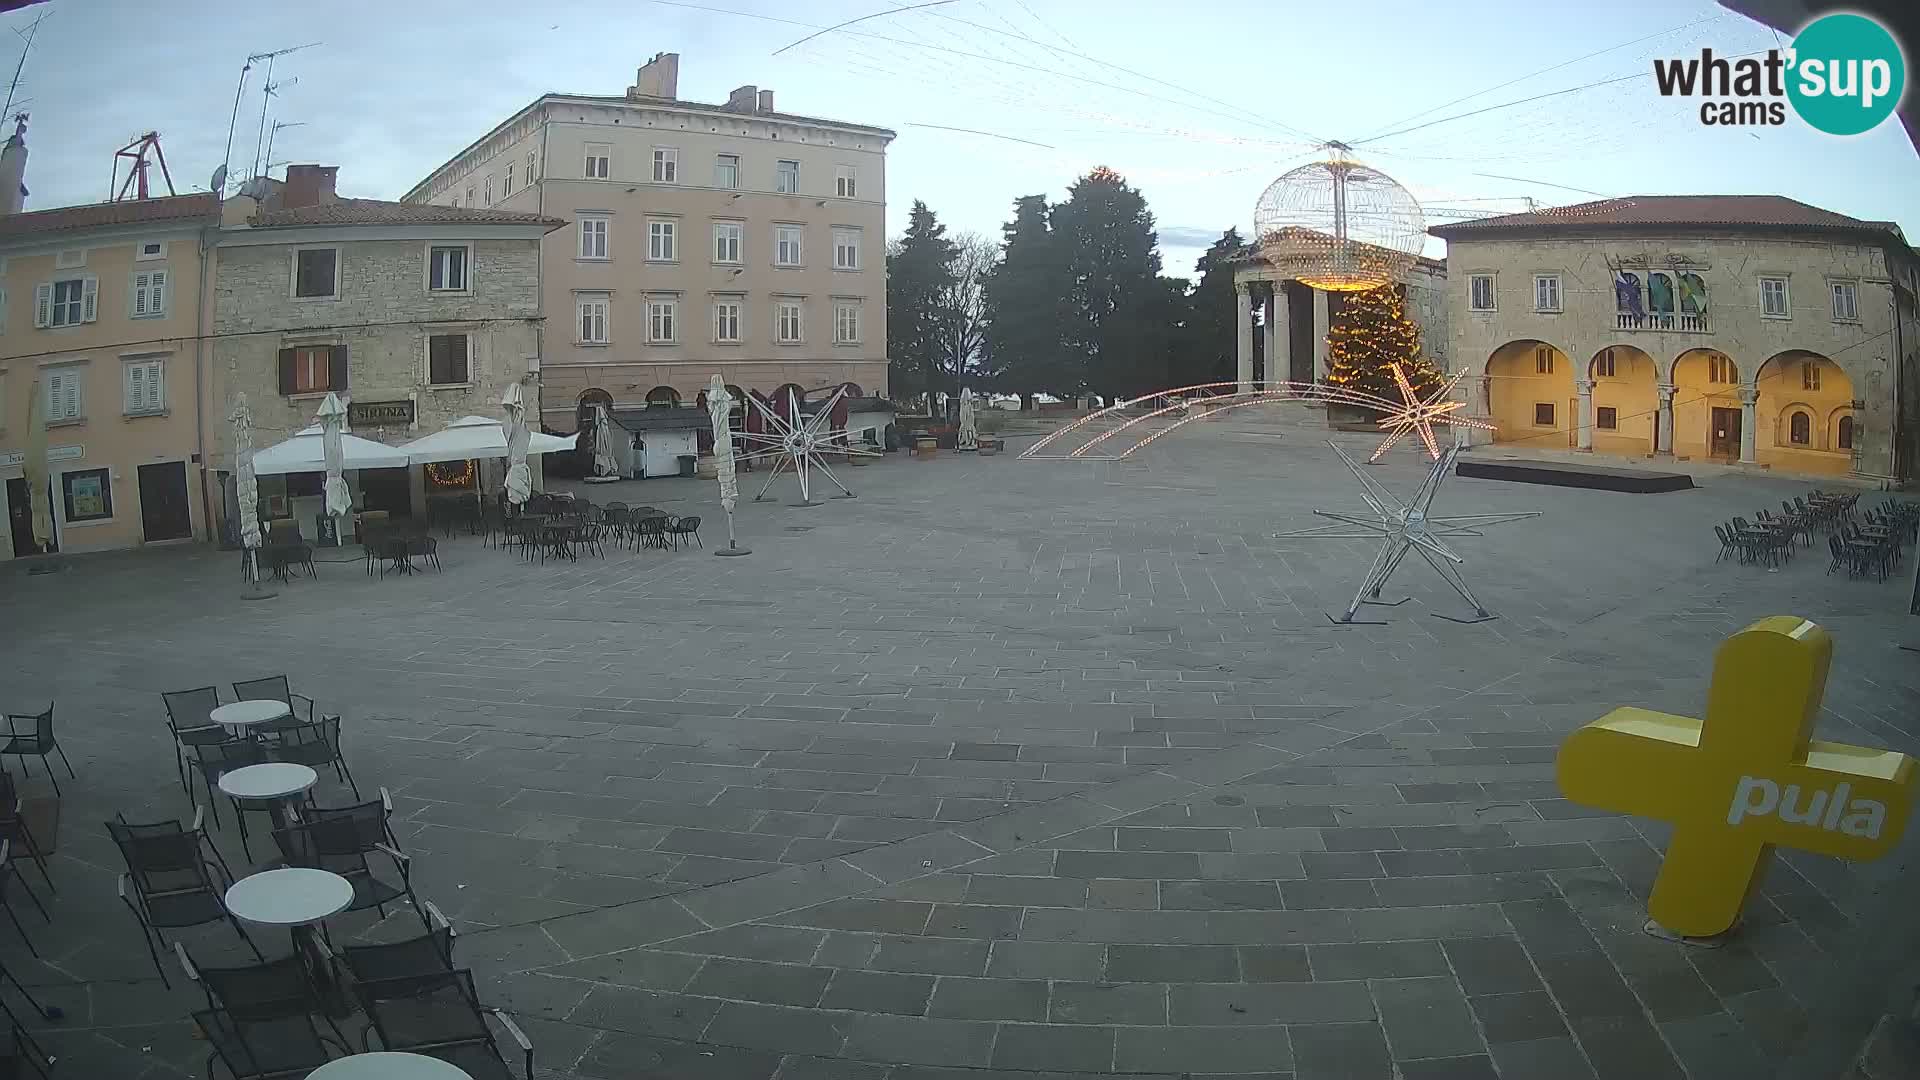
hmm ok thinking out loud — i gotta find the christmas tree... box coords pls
[1323,285,1444,403]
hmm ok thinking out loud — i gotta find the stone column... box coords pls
[1235,282,1255,394]
[1575,379,1595,451]
[1739,385,1758,464]
[1312,289,1331,383]
[1655,382,1676,456]
[1263,286,1288,389]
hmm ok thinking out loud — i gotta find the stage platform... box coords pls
[1455,457,1695,493]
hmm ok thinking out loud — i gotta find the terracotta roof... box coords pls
[0,193,216,241]
[563,93,895,138]
[250,198,566,230]
[1429,195,1903,240]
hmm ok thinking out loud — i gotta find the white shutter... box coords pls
[81,277,98,323]
[132,274,149,316]
[33,283,50,328]
[124,363,141,410]
[64,375,79,418]
[149,270,167,315]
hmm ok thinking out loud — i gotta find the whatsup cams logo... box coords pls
[1653,12,1906,135]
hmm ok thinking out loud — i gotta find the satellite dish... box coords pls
[210,164,228,194]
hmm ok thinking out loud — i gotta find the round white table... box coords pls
[225,867,354,928]
[211,699,291,733]
[217,763,318,827]
[308,1053,474,1080]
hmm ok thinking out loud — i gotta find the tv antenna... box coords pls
[234,42,318,183]
[262,120,305,177]
[1,10,48,123]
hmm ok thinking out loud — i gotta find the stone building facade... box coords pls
[205,166,562,528]
[1430,196,1920,482]
[1229,252,1448,391]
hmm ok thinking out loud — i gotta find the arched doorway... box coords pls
[645,385,681,408]
[1486,340,1571,448]
[1755,351,1853,475]
[770,383,806,424]
[1671,348,1741,460]
[1587,345,1657,456]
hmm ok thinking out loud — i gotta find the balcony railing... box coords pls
[1615,312,1709,333]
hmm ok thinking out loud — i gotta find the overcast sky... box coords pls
[11,0,1918,277]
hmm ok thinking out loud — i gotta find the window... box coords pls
[713,300,742,343]
[1788,411,1811,445]
[775,225,803,267]
[428,334,470,386]
[504,164,514,196]
[1596,406,1617,430]
[293,249,338,299]
[1593,349,1615,378]
[465,186,475,206]
[428,245,469,292]
[834,301,861,344]
[775,159,799,194]
[835,165,857,198]
[1802,362,1821,391]
[36,277,96,328]
[647,219,677,262]
[652,147,678,183]
[1837,414,1855,450]
[1831,281,1858,322]
[484,175,494,205]
[450,195,460,209]
[579,217,609,260]
[713,221,743,264]
[280,345,341,395]
[527,150,538,182]
[45,368,82,421]
[1534,346,1554,375]
[61,468,112,523]
[124,358,165,415]
[136,241,165,261]
[577,295,609,344]
[776,300,803,343]
[1469,274,1495,312]
[584,145,611,179]
[1533,402,1556,426]
[832,227,861,270]
[714,154,739,189]
[131,270,168,317]
[1760,276,1790,317]
[1533,274,1561,312]
[1708,353,1735,384]
[647,297,677,343]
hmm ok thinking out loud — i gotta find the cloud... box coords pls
[1159,225,1228,248]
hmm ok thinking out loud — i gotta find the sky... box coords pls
[8,0,1919,279]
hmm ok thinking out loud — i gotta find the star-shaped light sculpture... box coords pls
[739,385,881,506]
[1369,364,1496,462]
[1274,441,1541,624]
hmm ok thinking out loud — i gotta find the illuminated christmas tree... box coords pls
[1323,285,1443,401]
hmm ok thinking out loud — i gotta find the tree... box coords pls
[1052,167,1163,401]
[936,231,995,409]
[1173,228,1245,388]
[982,195,1067,405]
[1324,285,1445,403]
[885,201,958,408]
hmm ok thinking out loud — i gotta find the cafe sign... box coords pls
[0,445,84,468]
[349,400,414,427]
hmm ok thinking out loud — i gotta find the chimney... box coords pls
[0,114,28,216]
[723,85,758,113]
[281,164,337,209]
[628,52,680,100]
[757,89,775,113]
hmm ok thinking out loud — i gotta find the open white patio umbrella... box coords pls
[21,380,50,556]
[399,415,576,465]
[707,375,749,556]
[230,393,267,592]
[251,425,410,475]
[502,383,533,508]
[958,388,979,451]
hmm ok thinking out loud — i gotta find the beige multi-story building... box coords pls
[403,53,894,434]
[1430,196,1920,483]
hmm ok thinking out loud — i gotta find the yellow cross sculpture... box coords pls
[1556,616,1915,939]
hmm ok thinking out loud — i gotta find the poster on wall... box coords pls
[68,474,106,518]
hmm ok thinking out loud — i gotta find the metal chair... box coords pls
[231,675,316,732]
[666,515,702,549]
[189,738,277,850]
[337,900,457,984]
[0,845,44,958]
[193,1007,344,1080]
[162,686,232,796]
[262,716,360,800]
[0,706,72,797]
[106,811,260,987]
[178,942,349,1045]
[0,773,48,895]
[271,793,421,925]
[353,969,533,1080]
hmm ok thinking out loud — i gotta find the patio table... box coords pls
[217,762,318,828]
[309,1053,475,1080]
[211,699,292,736]
[225,867,355,1014]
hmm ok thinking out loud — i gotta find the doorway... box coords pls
[137,462,193,542]
[1710,407,1741,459]
[358,468,413,519]
[6,477,55,557]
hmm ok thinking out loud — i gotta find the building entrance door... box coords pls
[1710,407,1741,458]
[137,462,193,542]
[6,477,54,557]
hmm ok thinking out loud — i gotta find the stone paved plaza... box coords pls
[1,409,1916,1079]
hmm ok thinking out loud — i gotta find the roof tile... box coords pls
[0,193,216,241]
[249,198,564,229]
[1429,195,1901,239]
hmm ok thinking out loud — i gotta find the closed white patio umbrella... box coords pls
[317,393,352,545]
[231,393,271,596]
[502,384,533,508]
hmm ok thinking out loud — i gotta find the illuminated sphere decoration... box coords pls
[1254,149,1425,292]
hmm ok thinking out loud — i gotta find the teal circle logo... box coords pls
[1787,13,1906,136]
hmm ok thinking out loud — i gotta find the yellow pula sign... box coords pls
[1556,615,1915,939]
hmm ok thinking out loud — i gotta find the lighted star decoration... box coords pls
[1370,364,1495,462]
[740,385,881,506]
[1274,441,1541,624]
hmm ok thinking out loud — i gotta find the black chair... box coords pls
[163,687,233,796]
[0,1020,51,1079]
[262,716,360,800]
[190,739,281,853]
[0,774,48,895]
[0,706,72,797]
[0,845,44,957]
[177,943,348,1044]
[666,515,702,549]
[337,900,457,984]
[1712,524,1740,564]
[634,514,668,550]
[193,1008,343,1080]
[271,795,421,925]
[231,676,315,732]
[107,812,260,986]
[354,969,534,1080]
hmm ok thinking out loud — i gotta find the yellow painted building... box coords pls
[1432,196,1920,483]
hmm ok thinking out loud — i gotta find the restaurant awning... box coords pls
[251,425,411,476]
[397,415,578,465]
